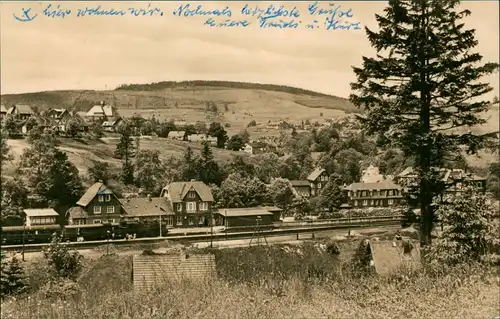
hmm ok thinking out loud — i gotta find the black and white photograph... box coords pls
[1,1,499,318]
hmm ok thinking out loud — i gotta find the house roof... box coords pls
[310,152,324,162]
[0,105,7,113]
[219,207,276,217]
[187,134,216,142]
[369,239,422,276]
[119,197,174,217]
[76,182,115,207]
[168,131,185,138]
[66,206,88,219]
[86,103,114,117]
[133,253,216,289]
[23,208,59,217]
[344,180,402,191]
[307,168,326,182]
[102,118,122,127]
[290,180,310,187]
[162,181,214,202]
[8,104,34,115]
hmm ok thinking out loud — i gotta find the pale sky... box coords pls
[1,1,499,98]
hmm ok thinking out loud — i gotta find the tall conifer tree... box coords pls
[350,0,499,245]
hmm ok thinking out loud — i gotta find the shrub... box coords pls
[0,254,28,298]
[39,278,81,301]
[42,235,84,280]
[247,120,257,127]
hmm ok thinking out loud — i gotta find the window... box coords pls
[318,183,322,189]
[166,216,173,226]
[176,203,182,212]
[75,219,85,225]
[94,206,102,214]
[188,216,194,226]
[199,202,208,211]
[176,216,182,226]
[188,191,196,199]
[370,200,374,206]
[109,219,116,224]
[363,200,368,206]
[353,200,358,207]
[105,195,111,202]
[199,216,205,225]
[93,219,102,224]
[107,206,115,214]
[388,199,394,205]
[98,195,104,202]
[187,202,196,212]
[311,190,315,196]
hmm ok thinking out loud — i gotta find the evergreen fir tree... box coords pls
[1,254,28,297]
[350,0,499,245]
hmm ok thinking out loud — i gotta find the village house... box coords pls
[160,180,214,228]
[7,104,35,120]
[243,141,277,156]
[102,117,126,132]
[344,180,404,208]
[44,108,73,132]
[187,134,217,146]
[119,195,174,226]
[394,167,487,193]
[167,131,185,141]
[290,180,311,198]
[23,208,59,227]
[361,164,385,183]
[307,167,329,197]
[66,182,123,225]
[0,105,7,120]
[85,101,117,122]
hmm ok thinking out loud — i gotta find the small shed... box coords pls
[218,207,275,229]
[23,208,59,227]
[132,251,216,290]
[368,239,421,276]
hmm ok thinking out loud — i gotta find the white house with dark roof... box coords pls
[344,180,404,208]
[167,131,185,140]
[66,182,122,225]
[119,195,174,226]
[85,101,117,122]
[307,167,329,197]
[7,104,35,120]
[160,181,214,227]
[23,208,59,227]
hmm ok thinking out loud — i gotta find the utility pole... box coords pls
[210,210,214,248]
[348,210,351,237]
[249,216,268,247]
[159,211,163,238]
[225,209,228,241]
[22,220,26,262]
[106,230,110,255]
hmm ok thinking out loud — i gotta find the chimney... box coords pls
[100,101,105,106]
[147,194,151,201]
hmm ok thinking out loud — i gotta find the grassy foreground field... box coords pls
[1,243,498,319]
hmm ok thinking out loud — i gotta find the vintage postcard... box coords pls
[1,1,499,318]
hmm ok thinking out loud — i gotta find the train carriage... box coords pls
[1,224,62,245]
[63,223,126,242]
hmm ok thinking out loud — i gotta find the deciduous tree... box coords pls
[350,0,499,244]
[135,149,166,196]
[208,122,228,148]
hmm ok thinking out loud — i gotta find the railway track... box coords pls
[1,217,403,253]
